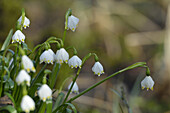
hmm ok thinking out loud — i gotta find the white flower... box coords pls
[12,30,25,43]
[68,82,79,94]
[21,95,35,113]
[92,61,104,76]
[22,55,36,73]
[68,55,82,68]
[55,48,69,64]
[40,49,55,64]
[38,84,52,102]
[18,16,30,29]
[67,15,79,32]
[141,76,154,91]
[15,70,31,86]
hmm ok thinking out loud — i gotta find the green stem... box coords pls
[62,29,67,44]
[63,53,93,103]
[63,69,81,103]
[67,62,146,102]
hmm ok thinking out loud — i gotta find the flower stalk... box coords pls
[67,62,147,102]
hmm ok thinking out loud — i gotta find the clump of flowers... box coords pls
[0,8,155,113]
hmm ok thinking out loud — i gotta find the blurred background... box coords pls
[0,0,170,113]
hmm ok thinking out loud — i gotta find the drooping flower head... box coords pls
[92,61,104,76]
[66,15,79,32]
[68,55,82,68]
[18,16,30,29]
[68,81,79,94]
[141,76,154,91]
[15,70,31,86]
[22,55,36,73]
[38,84,52,102]
[21,95,35,113]
[40,49,55,64]
[12,30,25,44]
[55,48,69,64]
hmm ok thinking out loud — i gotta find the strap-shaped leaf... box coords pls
[4,92,16,108]
[66,108,72,113]
[46,98,53,113]
[1,29,13,50]
[29,64,47,97]
[52,92,65,111]
[52,103,77,113]
[0,105,17,113]
[49,62,61,89]
[110,88,122,98]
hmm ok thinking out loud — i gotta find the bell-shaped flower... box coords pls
[55,48,69,64]
[15,70,31,86]
[21,95,35,113]
[141,76,154,91]
[40,49,55,64]
[38,84,52,102]
[68,55,82,68]
[22,55,36,73]
[67,15,79,32]
[18,16,30,29]
[92,61,104,76]
[12,30,25,44]
[68,81,79,94]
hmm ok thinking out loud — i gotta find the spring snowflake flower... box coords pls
[55,48,69,64]
[68,81,79,94]
[141,76,154,91]
[15,70,31,86]
[68,55,82,68]
[92,61,104,76]
[18,16,30,29]
[67,15,79,32]
[12,30,25,44]
[40,49,55,64]
[38,84,52,102]
[22,55,36,73]
[21,95,35,113]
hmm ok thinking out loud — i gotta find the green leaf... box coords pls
[66,108,72,113]
[52,92,65,112]
[46,98,53,113]
[38,102,46,113]
[0,105,17,113]
[52,103,77,113]
[1,29,13,50]
[4,92,16,108]
[29,64,47,97]
[110,88,122,98]
[22,42,28,54]
[49,63,61,89]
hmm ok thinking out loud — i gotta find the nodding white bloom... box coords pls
[67,15,79,32]
[38,84,52,102]
[21,95,35,113]
[22,55,36,73]
[92,61,104,76]
[12,30,25,43]
[141,76,154,91]
[55,48,69,64]
[40,49,55,64]
[15,70,31,86]
[68,55,82,68]
[68,82,79,94]
[18,16,30,29]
